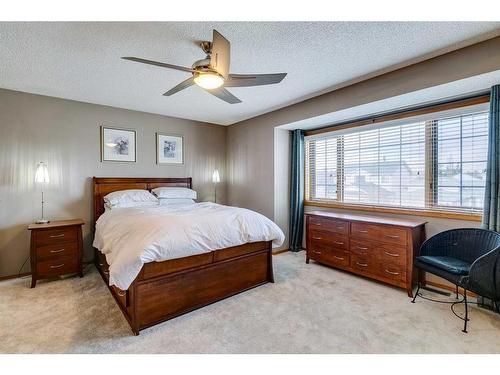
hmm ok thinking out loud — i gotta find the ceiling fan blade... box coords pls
[224,73,287,87]
[122,57,194,73]
[163,76,195,96]
[210,30,230,79]
[204,87,241,104]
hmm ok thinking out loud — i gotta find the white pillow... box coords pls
[105,201,159,210]
[152,187,197,199]
[158,198,196,206]
[104,189,158,208]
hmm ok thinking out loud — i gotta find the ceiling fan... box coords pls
[122,29,287,104]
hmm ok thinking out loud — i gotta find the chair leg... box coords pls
[411,281,420,303]
[455,285,459,299]
[462,288,468,333]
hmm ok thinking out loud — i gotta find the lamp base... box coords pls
[35,219,50,224]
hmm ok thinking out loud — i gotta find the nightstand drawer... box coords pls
[35,226,78,246]
[36,256,79,277]
[36,242,78,261]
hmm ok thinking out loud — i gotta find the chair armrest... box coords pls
[468,247,500,301]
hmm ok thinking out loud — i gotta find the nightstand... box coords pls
[28,219,84,288]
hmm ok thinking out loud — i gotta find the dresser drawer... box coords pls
[351,222,407,246]
[37,256,79,277]
[309,242,350,268]
[376,243,407,265]
[308,216,348,235]
[36,242,78,261]
[378,262,406,282]
[350,254,377,275]
[350,239,376,256]
[35,226,78,246]
[326,250,350,268]
[309,229,348,250]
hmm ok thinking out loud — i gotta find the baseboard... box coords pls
[423,280,477,298]
[272,248,290,255]
[0,272,31,282]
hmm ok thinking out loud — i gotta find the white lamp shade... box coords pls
[34,162,49,183]
[212,169,220,184]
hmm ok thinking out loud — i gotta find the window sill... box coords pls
[304,200,482,222]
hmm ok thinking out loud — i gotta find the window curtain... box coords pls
[290,129,305,252]
[483,85,500,232]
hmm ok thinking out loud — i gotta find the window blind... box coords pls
[305,110,489,213]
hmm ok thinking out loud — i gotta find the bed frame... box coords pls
[92,177,274,335]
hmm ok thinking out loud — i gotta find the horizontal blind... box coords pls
[305,110,489,213]
[433,112,489,211]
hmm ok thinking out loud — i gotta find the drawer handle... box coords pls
[314,222,322,226]
[117,290,126,297]
[313,250,322,254]
[384,251,400,257]
[50,248,65,253]
[385,234,400,239]
[334,241,344,245]
[356,262,368,267]
[50,234,65,238]
[385,269,400,275]
[356,246,368,250]
[358,230,369,233]
[334,256,345,260]
[312,236,322,240]
[50,263,65,269]
[336,225,344,229]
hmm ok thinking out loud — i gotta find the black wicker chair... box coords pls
[412,228,500,332]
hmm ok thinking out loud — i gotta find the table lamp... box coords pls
[34,161,50,224]
[212,169,220,203]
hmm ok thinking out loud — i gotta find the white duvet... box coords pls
[93,202,285,290]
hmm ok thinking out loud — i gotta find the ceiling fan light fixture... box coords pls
[193,72,224,90]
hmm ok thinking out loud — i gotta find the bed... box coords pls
[92,177,282,335]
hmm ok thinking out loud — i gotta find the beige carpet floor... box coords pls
[1,251,499,353]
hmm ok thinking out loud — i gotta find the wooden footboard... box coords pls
[94,241,274,335]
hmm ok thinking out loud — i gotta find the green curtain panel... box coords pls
[290,129,305,252]
[483,85,500,232]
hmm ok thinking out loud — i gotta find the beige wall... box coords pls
[226,36,500,249]
[226,118,274,219]
[273,128,291,251]
[0,89,226,277]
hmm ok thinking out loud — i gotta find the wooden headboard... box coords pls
[92,177,192,227]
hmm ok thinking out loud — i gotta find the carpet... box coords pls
[1,252,499,353]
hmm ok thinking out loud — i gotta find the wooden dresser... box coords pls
[305,211,426,297]
[28,219,84,288]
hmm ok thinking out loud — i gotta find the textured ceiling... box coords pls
[0,22,499,125]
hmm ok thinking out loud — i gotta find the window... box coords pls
[305,109,489,215]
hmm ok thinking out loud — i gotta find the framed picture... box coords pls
[101,126,136,162]
[156,133,184,165]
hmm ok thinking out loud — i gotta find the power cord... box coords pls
[18,256,30,278]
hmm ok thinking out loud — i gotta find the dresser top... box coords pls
[28,219,85,230]
[306,210,427,228]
